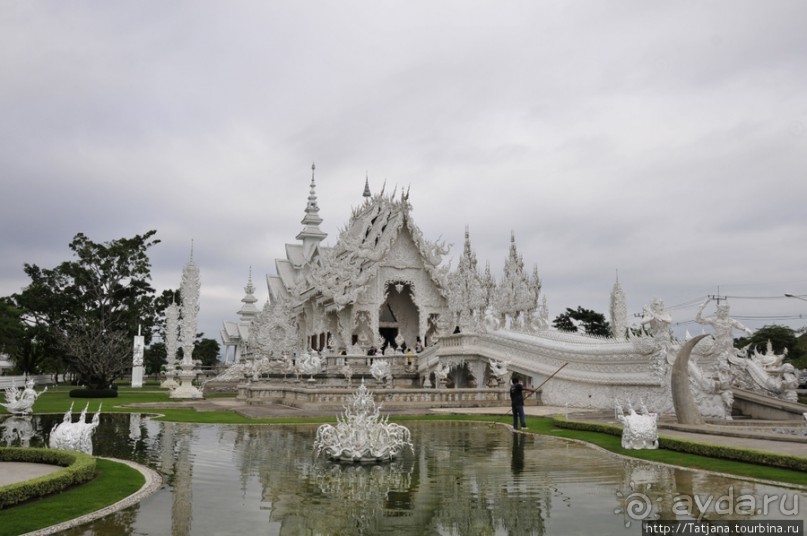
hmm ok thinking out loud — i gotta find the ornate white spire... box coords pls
[238,267,259,322]
[164,302,179,367]
[362,173,371,198]
[447,226,485,332]
[610,270,627,339]
[296,162,328,261]
[179,251,200,365]
[493,232,533,329]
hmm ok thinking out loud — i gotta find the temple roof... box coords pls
[285,244,306,268]
[265,179,450,310]
[220,320,250,344]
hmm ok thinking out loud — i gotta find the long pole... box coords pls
[522,362,568,403]
[506,362,568,415]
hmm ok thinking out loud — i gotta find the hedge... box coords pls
[552,416,807,473]
[0,447,96,508]
[69,389,118,398]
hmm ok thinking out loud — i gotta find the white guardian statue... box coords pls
[1,378,47,415]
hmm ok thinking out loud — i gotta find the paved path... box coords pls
[0,462,61,487]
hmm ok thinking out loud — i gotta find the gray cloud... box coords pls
[2,1,806,346]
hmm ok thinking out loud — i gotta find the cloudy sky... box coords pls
[2,1,806,348]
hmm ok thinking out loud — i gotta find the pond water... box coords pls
[3,414,805,535]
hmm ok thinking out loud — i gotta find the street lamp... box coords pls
[784,293,807,302]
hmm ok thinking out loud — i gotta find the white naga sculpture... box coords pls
[49,403,102,455]
[696,300,798,402]
[1,378,47,415]
[487,359,509,387]
[615,399,659,450]
[730,353,800,402]
[370,359,392,387]
[314,382,413,463]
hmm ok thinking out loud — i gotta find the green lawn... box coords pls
[0,458,144,536]
[5,385,175,415]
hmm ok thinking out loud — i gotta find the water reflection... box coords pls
[1,414,38,447]
[1,415,804,535]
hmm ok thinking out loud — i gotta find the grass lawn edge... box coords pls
[0,457,160,536]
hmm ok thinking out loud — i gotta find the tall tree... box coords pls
[14,230,160,388]
[735,324,806,367]
[553,306,612,337]
[144,341,167,376]
[0,297,25,362]
[194,337,221,368]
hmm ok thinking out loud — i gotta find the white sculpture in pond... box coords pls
[1,415,35,447]
[314,382,413,463]
[1,378,47,415]
[616,400,659,450]
[49,403,102,455]
[370,359,392,386]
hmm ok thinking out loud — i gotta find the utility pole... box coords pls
[708,286,727,305]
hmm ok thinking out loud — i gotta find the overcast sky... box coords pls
[2,1,806,349]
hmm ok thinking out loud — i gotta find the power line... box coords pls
[732,314,805,320]
[723,295,796,300]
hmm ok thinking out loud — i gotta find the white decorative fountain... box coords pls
[615,398,659,450]
[49,402,102,455]
[314,382,413,463]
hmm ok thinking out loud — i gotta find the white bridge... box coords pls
[421,331,670,412]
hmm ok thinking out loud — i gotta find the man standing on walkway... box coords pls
[510,377,535,431]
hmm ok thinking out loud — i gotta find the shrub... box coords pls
[69,389,118,398]
[0,447,96,508]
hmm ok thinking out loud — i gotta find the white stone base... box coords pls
[169,383,204,399]
[131,366,144,388]
[161,369,179,390]
[169,365,204,399]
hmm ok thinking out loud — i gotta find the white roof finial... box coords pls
[363,172,371,198]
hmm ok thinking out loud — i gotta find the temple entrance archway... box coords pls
[378,327,398,351]
[378,281,419,352]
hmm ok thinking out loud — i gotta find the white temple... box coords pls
[213,166,805,422]
[221,164,450,366]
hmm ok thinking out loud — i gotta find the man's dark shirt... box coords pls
[509,383,524,405]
